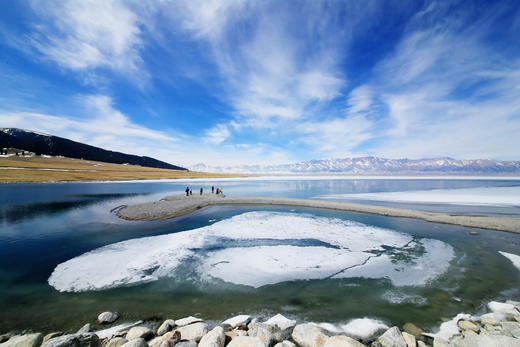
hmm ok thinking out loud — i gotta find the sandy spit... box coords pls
[116,194,520,234]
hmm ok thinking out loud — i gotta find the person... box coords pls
[200,187,203,195]
[211,186,215,194]
[185,186,189,196]
[189,189,193,196]
[220,188,224,195]
[216,188,219,195]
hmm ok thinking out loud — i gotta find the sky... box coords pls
[1,0,520,167]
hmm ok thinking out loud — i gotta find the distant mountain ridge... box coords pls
[0,128,187,171]
[191,157,520,174]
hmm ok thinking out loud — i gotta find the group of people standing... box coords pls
[184,185,224,196]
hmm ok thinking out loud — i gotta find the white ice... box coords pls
[340,318,388,340]
[499,251,520,271]
[317,186,520,206]
[49,211,454,292]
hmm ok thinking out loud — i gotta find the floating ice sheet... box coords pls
[317,186,520,206]
[49,211,454,292]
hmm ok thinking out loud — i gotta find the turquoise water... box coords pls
[0,178,519,333]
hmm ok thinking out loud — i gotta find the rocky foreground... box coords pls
[2,301,520,347]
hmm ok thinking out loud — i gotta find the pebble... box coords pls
[98,312,119,324]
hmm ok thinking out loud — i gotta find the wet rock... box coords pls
[41,333,100,347]
[402,323,422,338]
[157,320,176,336]
[323,335,366,347]
[174,322,208,342]
[292,323,329,347]
[120,338,148,347]
[98,312,119,324]
[264,314,297,331]
[222,315,251,328]
[0,333,43,347]
[273,341,296,347]
[227,336,266,347]
[125,327,153,341]
[43,333,63,343]
[198,326,225,347]
[401,332,415,347]
[174,317,202,327]
[377,327,407,347]
[106,337,128,347]
[454,334,520,347]
[77,324,91,334]
[457,320,479,332]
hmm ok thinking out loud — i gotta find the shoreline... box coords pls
[1,300,519,347]
[116,195,520,234]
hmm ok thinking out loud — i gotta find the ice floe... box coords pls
[499,251,520,271]
[317,186,520,206]
[49,211,455,292]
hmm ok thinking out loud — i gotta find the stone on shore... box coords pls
[454,334,520,347]
[107,337,128,347]
[120,338,148,347]
[226,336,266,347]
[248,323,278,346]
[292,323,329,347]
[157,320,176,336]
[174,342,197,347]
[125,327,154,341]
[41,333,100,347]
[43,333,63,343]
[77,324,91,334]
[323,335,366,347]
[457,320,479,332]
[222,315,251,328]
[148,331,180,347]
[198,326,225,347]
[264,314,297,331]
[401,332,415,347]
[174,322,208,342]
[377,327,407,347]
[0,334,43,347]
[174,317,203,327]
[98,312,119,324]
[274,341,296,347]
[402,323,422,338]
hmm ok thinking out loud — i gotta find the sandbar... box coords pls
[116,194,520,233]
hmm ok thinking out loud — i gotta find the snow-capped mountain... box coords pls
[190,157,520,174]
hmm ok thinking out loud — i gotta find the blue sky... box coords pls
[1,0,519,167]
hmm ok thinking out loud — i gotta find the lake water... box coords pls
[1,177,520,333]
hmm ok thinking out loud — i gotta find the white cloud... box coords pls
[28,0,145,79]
[347,85,373,114]
[205,123,231,144]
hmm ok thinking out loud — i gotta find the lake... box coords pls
[1,177,519,333]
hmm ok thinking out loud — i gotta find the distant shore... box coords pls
[116,194,520,234]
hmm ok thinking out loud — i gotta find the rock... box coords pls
[457,320,479,332]
[94,322,144,340]
[377,327,407,347]
[462,330,478,338]
[107,337,128,347]
[157,320,176,336]
[120,338,148,347]
[432,337,449,347]
[454,334,520,347]
[292,324,329,347]
[480,317,499,325]
[98,312,119,324]
[148,331,180,347]
[43,333,63,343]
[264,314,297,331]
[174,322,208,342]
[501,322,520,337]
[223,315,251,328]
[77,324,91,334]
[402,323,422,338]
[174,317,202,327]
[41,333,100,347]
[0,335,12,344]
[227,336,266,347]
[174,342,197,347]
[515,316,520,323]
[468,231,479,235]
[323,335,366,347]
[0,334,43,347]
[225,330,248,340]
[248,323,278,346]
[417,342,428,347]
[401,332,415,347]
[199,326,225,347]
[125,327,154,341]
[273,341,296,347]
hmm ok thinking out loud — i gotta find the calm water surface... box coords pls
[0,178,519,332]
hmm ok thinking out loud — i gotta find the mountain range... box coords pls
[0,128,187,171]
[191,157,520,174]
